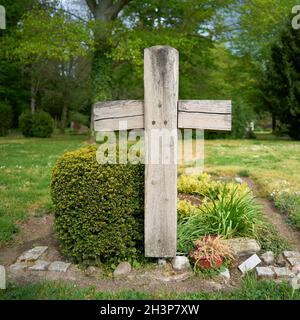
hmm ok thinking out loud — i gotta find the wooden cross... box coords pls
[93,46,231,258]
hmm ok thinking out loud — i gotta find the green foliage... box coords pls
[19,111,34,137]
[32,111,54,138]
[201,186,260,238]
[0,1,33,129]
[2,274,300,300]
[177,199,200,219]
[231,103,256,139]
[238,170,250,178]
[69,112,89,127]
[256,223,289,255]
[177,173,289,254]
[51,146,144,264]
[178,173,222,196]
[262,21,300,140]
[225,0,296,62]
[94,0,235,102]
[0,101,12,136]
[2,7,93,129]
[91,48,112,102]
[6,9,93,64]
[19,111,53,138]
[177,184,262,253]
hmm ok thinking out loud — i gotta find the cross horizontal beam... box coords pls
[93,99,231,131]
[94,100,144,131]
[178,100,231,131]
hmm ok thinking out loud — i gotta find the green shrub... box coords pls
[19,111,34,137]
[51,146,144,264]
[238,170,250,177]
[0,101,12,136]
[177,185,262,253]
[177,199,201,220]
[201,186,261,238]
[178,173,222,196]
[19,111,54,138]
[69,112,89,127]
[32,111,54,138]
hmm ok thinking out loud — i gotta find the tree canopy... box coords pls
[0,0,299,138]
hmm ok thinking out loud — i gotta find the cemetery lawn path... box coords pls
[245,178,300,251]
[258,197,300,250]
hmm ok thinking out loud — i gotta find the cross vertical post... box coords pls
[144,46,179,257]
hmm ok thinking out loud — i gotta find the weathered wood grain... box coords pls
[93,100,144,131]
[178,100,231,114]
[144,46,178,257]
[178,100,231,131]
[94,116,144,131]
[178,113,231,131]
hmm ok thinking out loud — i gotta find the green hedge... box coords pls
[0,101,12,136]
[19,111,54,138]
[51,146,144,264]
[19,111,34,137]
[32,111,54,138]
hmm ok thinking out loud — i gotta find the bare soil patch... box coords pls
[178,193,202,206]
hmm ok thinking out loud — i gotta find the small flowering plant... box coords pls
[189,235,234,270]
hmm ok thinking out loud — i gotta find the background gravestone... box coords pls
[0,6,6,30]
[0,265,6,290]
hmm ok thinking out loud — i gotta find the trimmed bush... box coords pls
[32,111,53,138]
[69,111,89,127]
[51,146,144,264]
[0,101,12,136]
[19,111,34,137]
[19,111,54,138]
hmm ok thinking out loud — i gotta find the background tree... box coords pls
[0,0,37,128]
[262,20,300,140]
[41,57,91,132]
[84,0,132,102]
[4,7,93,131]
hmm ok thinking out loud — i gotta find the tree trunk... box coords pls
[272,114,276,133]
[91,47,113,103]
[89,46,113,142]
[31,83,36,114]
[60,102,69,134]
[85,0,132,140]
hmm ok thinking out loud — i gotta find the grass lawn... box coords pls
[1,134,300,245]
[1,275,299,300]
[1,134,300,300]
[0,134,87,244]
[205,138,300,195]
